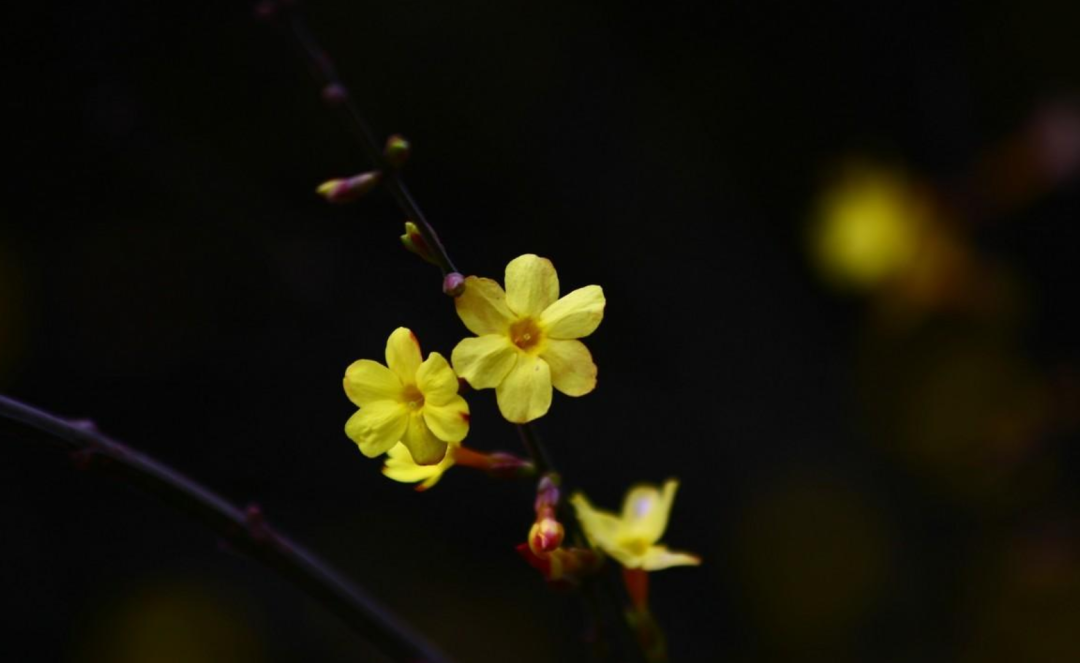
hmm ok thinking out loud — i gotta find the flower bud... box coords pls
[442,272,466,297]
[534,474,560,513]
[316,171,381,203]
[400,221,440,266]
[529,516,565,555]
[384,134,411,169]
[516,544,603,588]
[321,83,349,106]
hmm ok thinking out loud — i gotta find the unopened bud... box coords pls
[529,517,565,555]
[534,474,561,513]
[384,134,411,168]
[400,221,439,266]
[443,272,466,297]
[516,544,603,588]
[316,171,381,203]
[321,83,349,106]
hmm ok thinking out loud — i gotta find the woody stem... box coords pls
[0,394,454,663]
[272,3,458,276]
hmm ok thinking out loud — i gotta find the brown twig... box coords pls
[261,1,459,278]
[0,393,454,663]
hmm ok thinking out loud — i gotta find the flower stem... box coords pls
[0,394,455,663]
[518,423,650,663]
[270,3,459,277]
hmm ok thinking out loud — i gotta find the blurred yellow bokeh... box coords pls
[810,163,931,292]
[71,580,264,663]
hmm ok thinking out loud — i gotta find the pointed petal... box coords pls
[401,414,447,465]
[541,339,597,397]
[495,353,552,423]
[639,546,702,571]
[343,359,403,407]
[570,493,624,551]
[422,396,470,443]
[505,254,559,317]
[416,352,459,406]
[451,335,517,389]
[621,479,679,544]
[385,327,422,383]
[454,276,514,336]
[345,402,408,458]
[539,285,605,339]
[382,442,455,489]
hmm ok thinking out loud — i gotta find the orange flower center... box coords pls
[510,318,542,351]
[402,384,425,410]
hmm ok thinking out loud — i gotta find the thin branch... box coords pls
[0,394,454,663]
[267,3,459,277]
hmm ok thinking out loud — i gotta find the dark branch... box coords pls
[0,393,454,663]
[269,3,460,277]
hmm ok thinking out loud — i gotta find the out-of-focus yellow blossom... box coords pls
[451,254,605,423]
[343,327,469,465]
[811,164,931,291]
[571,479,700,571]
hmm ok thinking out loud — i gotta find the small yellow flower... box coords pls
[451,254,605,423]
[382,442,456,491]
[571,479,701,571]
[343,327,469,465]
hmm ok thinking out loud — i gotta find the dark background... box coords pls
[3,0,1080,661]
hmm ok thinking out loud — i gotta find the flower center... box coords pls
[618,536,651,557]
[509,318,543,351]
[402,384,425,410]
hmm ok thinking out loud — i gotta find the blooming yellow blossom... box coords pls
[343,327,469,465]
[451,254,605,423]
[382,442,456,491]
[571,479,701,571]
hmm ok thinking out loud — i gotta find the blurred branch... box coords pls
[262,1,459,277]
[0,393,455,663]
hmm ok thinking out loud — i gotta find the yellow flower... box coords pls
[451,254,605,423]
[571,479,701,571]
[382,442,456,491]
[343,327,469,465]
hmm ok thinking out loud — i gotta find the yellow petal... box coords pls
[385,327,422,383]
[416,352,459,406]
[570,493,625,551]
[401,414,447,465]
[621,479,678,544]
[639,546,702,571]
[382,442,455,490]
[345,401,408,458]
[454,276,514,335]
[343,359,403,407]
[422,396,470,443]
[505,254,559,317]
[451,334,517,389]
[540,339,597,397]
[539,285,605,339]
[495,353,552,423]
